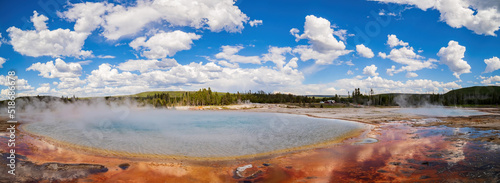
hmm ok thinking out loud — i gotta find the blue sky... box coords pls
[0,0,499,98]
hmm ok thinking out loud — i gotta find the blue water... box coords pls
[24,110,365,157]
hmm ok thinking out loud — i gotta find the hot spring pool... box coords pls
[396,108,488,117]
[23,110,365,158]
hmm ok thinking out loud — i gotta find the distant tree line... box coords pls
[2,86,499,109]
[327,86,500,107]
[137,86,500,107]
[137,88,318,107]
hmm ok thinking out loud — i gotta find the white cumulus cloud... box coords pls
[87,64,139,88]
[356,44,374,58]
[60,0,251,40]
[215,45,261,64]
[363,64,379,76]
[14,57,307,97]
[387,34,408,47]
[291,15,351,65]
[262,46,293,70]
[484,56,500,73]
[437,40,471,79]
[0,75,34,91]
[31,11,48,31]
[371,0,500,36]
[480,75,500,85]
[379,34,437,76]
[129,30,201,59]
[7,11,91,58]
[58,2,112,33]
[26,58,83,78]
[8,57,467,98]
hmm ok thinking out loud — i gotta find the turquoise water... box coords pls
[24,110,365,157]
[396,108,488,117]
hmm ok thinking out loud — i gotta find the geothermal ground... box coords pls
[1,105,499,182]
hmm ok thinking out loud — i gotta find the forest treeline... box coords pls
[129,86,500,107]
[3,86,500,109]
[134,88,317,107]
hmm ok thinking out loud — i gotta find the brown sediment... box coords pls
[1,107,500,182]
[413,115,500,131]
[0,116,15,132]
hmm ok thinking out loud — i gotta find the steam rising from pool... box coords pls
[396,108,487,117]
[24,110,364,157]
[392,94,488,117]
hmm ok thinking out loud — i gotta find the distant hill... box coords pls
[363,86,500,97]
[444,86,500,96]
[442,86,500,105]
[372,86,500,106]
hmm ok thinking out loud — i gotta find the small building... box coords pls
[325,100,335,104]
